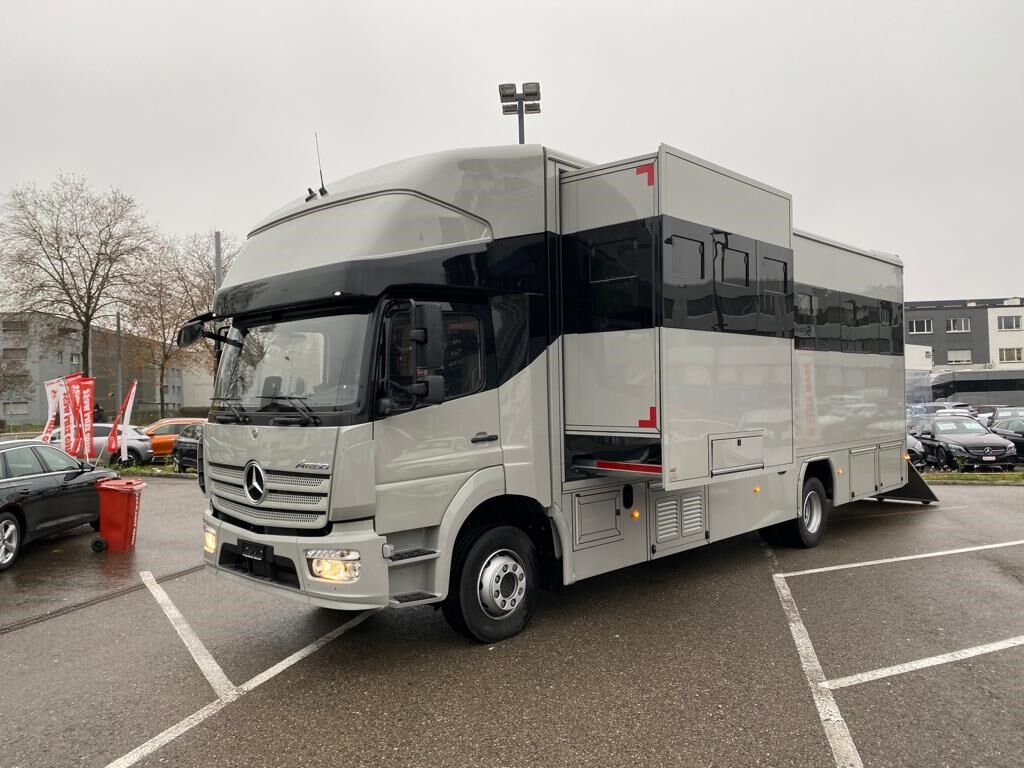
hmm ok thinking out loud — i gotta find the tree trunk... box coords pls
[81,323,91,377]
[159,366,166,419]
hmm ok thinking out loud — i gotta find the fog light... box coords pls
[203,524,217,554]
[305,549,361,582]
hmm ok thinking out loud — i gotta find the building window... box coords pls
[909,319,933,335]
[2,320,28,333]
[761,257,788,294]
[2,402,30,416]
[57,351,63,363]
[1,347,28,361]
[946,349,972,364]
[999,348,1023,363]
[997,315,1022,331]
[70,352,81,365]
[946,317,971,333]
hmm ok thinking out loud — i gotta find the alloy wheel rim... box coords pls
[0,520,18,565]
[801,491,823,535]
[476,549,527,621]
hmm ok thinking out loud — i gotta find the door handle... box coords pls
[16,487,31,498]
[471,432,499,444]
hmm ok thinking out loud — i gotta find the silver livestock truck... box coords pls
[178,143,931,642]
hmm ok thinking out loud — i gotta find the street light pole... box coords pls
[498,82,541,145]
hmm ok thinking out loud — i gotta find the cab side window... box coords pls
[384,305,488,411]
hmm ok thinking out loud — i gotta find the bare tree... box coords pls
[122,237,207,419]
[0,175,152,376]
[174,230,240,371]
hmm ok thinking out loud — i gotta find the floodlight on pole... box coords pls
[497,81,541,145]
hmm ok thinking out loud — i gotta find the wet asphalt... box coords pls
[1,479,1022,768]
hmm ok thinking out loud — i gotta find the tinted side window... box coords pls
[563,219,656,334]
[34,446,81,473]
[385,307,487,409]
[5,448,44,478]
[93,425,111,438]
[0,454,7,480]
[795,292,816,350]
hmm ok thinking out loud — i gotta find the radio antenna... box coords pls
[315,132,328,196]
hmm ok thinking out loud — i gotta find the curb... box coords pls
[925,481,1024,487]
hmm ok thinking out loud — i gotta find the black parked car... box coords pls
[0,440,117,570]
[909,416,1016,470]
[171,423,203,473]
[990,419,1024,460]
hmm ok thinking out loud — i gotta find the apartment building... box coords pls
[904,296,1024,370]
[0,312,176,427]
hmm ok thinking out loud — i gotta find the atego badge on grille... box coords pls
[243,461,267,504]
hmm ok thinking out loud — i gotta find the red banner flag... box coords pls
[105,379,138,462]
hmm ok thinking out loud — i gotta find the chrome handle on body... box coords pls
[471,432,499,444]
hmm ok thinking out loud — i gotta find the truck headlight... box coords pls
[203,524,217,554]
[305,549,361,582]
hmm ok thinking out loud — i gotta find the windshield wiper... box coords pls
[210,396,250,424]
[258,394,321,426]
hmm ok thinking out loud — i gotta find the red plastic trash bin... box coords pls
[95,478,147,553]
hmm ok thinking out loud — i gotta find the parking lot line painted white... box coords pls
[140,570,236,699]
[781,539,1024,578]
[773,574,863,768]
[823,635,1024,690]
[104,609,373,768]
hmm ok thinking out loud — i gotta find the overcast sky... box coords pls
[2,0,1021,301]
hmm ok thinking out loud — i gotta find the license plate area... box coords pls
[241,541,266,561]
[982,456,996,461]
[236,539,276,579]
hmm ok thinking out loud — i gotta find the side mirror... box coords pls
[410,374,445,404]
[921,432,933,439]
[79,461,94,472]
[411,302,444,370]
[177,319,204,348]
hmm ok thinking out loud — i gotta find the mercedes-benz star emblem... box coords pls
[984,447,992,455]
[243,461,267,504]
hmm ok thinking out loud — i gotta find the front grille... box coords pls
[968,448,1001,457]
[213,496,324,525]
[207,461,330,529]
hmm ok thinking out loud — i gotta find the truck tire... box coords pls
[760,476,830,548]
[442,525,539,643]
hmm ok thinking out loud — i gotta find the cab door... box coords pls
[373,298,502,535]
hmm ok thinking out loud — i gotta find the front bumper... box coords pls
[203,508,389,610]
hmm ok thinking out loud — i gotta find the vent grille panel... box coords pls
[656,498,680,543]
[682,495,704,537]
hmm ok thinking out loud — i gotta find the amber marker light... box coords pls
[630,509,641,520]
[903,453,911,461]
[753,486,761,494]
[837,468,844,476]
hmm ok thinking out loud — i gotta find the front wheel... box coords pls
[442,525,539,643]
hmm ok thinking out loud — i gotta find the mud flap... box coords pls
[874,462,939,504]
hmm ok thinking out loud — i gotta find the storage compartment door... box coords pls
[849,447,879,499]
[877,442,905,490]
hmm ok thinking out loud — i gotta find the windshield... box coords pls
[934,419,987,434]
[215,312,370,413]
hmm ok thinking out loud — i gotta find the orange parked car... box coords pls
[143,417,206,459]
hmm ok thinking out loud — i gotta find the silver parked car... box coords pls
[47,423,155,465]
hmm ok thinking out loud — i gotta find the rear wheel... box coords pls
[0,512,21,571]
[442,525,539,643]
[760,476,831,548]
[115,449,141,468]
